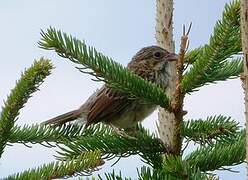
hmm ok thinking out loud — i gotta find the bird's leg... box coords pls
[109,124,136,139]
[124,127,139,137]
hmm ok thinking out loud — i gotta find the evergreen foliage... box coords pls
[55,124,167,168]
[182,115,240,145]
[5,151,103,179]
[137,166,208,180]
[186,131,245,171]
[96,170,132,180]
[8,124,85,146]
[0,0,245,179]
[0,59,53,158]
[38,28,170,108]
[182,0,241,93]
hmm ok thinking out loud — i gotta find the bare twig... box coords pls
[171,23,192,154]
[181,139,190,153]
[219,167,240,173]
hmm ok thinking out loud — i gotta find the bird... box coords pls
[43,46,178,135]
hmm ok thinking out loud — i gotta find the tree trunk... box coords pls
[240,0,248,176]
[156,0,181,154]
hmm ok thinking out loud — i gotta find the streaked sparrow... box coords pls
[43,46,178,133]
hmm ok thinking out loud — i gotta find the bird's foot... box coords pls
[109,124,136,140]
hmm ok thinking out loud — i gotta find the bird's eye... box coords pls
[153,51,162,59]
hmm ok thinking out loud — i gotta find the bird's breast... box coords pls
[110,103,157,129]
[155,70,170,88]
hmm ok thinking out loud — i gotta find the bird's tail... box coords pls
[42,109,83,126]
[42,89,99,126]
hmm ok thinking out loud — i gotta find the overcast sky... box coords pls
[0,0,245,179]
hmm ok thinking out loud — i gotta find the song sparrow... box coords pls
[43,46,178,132]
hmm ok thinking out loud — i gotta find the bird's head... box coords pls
[127,46,178,87]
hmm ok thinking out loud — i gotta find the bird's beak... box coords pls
[165,53,179,62]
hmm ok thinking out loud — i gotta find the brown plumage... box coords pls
[43,46,178,129]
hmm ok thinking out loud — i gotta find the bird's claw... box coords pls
[109,124,137,140]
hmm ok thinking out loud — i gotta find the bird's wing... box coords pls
[86,85,132,127]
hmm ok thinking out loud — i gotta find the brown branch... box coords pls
[170,23,192,154]
[173,23,192,112]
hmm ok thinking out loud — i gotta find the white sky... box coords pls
[0,0,245,179]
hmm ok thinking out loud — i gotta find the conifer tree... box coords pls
[0,0,245,179]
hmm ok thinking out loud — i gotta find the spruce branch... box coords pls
[55,124,167,168]
[214,57,243,80]
[182,0,241,92]
[8,125,164,177]
[138,164,209,180]
[0,58,53,158]
[4,151,103,180]
[96,170,131,180]
[8,123,167,168]
[8,124,85,146]
[9,117,239,158]
[184,47,202,64]
[8,123,164,168]
[8,124,166,167]
[38,27,170,108]
[9,117,240,169]
[138,167,186,180]
[185,50,243,83]
[182,115,240,145]
[185,131,245,172]
[138,167,172,180]
[162,156,209,179]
